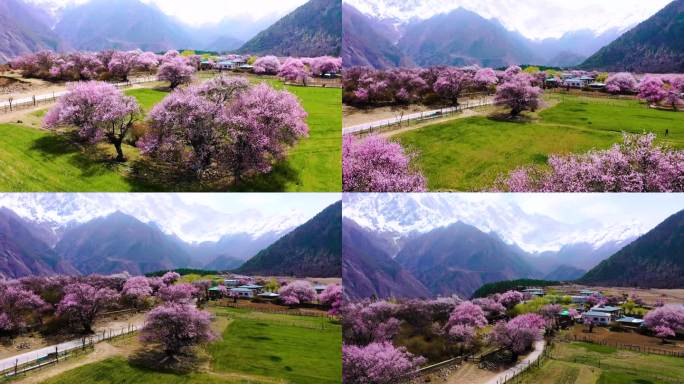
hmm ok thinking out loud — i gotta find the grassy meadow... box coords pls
[395,94,684,191]
[0,76,341,192]
[39,306,342,384]
[515,341,684,384]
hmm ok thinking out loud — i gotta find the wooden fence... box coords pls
[213,301,331,318]
[399,356,466,384]
[562,334,684,357]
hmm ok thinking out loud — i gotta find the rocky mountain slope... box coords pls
[581,0,684,72]
[239,0,342,57]
[237,201,342,278]
[343,219,430,300]
[581,210,684,288]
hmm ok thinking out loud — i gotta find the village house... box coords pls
[615,316,645,328]
[257,292,280,301]
[582,310,611,325]
[579,289,601,297]
[314,284,328,294]
[523,288,545,297]
[590,305,622,320]
[229,287,255,298]
[563,78,585,88]
[238,284,264,294]
[588,82,606,90]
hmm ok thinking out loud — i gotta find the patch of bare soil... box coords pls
[0,76,32,95]
[343,104,434,127]
[553,285,684,306]
[380,108,484,138]
[11,341,130,384]
[444,362,499,384]
[0,311,145,361]
[567,325,684,352]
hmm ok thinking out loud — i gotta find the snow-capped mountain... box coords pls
[343,194,645,254]
[0,193,307,243]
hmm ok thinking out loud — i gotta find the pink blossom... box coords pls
[638,76,666,104]
[491,313,545,355]
[319,284,343,316]
[157,57,196,89]
[253,55,281,75]
[494,73,542,116]
[57,283,119,333]
[605,72,637,94]
[342,134,427,192]
[278,280,316,305]
[498,290,524,309]
[342,342,426,384]
[278,58,309,83]
[140,302,216,356]
[502,133,684,192]
[43,81,140,162]
[161,271,181,285]
[644,305,684,340]
[157,283,197,304]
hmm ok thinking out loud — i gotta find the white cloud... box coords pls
[345,0,673,39]
[140,0,308,25]
[27,0,307,26]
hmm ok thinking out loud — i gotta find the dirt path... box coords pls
[444,362,499,384]
[0,312,145,363]
[0,82,163,125]
[11,342,128,384]
[343,104,434,127]
[380,108,483,138]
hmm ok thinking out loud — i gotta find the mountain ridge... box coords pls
[580,209,684,288]
[236,201,342,278]
[581,0,684,72]
[239,0,342,57]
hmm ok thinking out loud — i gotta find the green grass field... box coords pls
[39,357,256,384]
[40,307,341,384]
[0,78,340,192]
[0,124,139,191]
[516,342,684,384]
[208,307,341,384]
[395,94,684,191]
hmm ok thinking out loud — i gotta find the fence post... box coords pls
[55,346,59,362]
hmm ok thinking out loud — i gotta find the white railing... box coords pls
[0,323,142,378]
[343,97,493,135]
[0,76,157,113]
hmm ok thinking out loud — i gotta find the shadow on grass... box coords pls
[227,161,301,192]
[29,134,146,184]
[128,348,206,375]
[126,158,300,192]
[487,112,535,124]
[29,132,301,191]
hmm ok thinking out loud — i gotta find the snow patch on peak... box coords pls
[0,193,305,243]
[343,194,645,253]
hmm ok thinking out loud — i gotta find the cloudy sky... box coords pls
[476,193,684,229]
[29,0,307,25]
[345,0,673,39]
[0,193,341,243]
[176,193,340,217]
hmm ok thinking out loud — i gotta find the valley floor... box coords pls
[0,74,341,192]
[365,93,684,191]
[514,341,684,384]
[8,305,341,384]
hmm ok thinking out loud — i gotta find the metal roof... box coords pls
[584,311,611,317]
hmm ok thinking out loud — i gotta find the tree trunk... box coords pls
[113,140,126,163]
